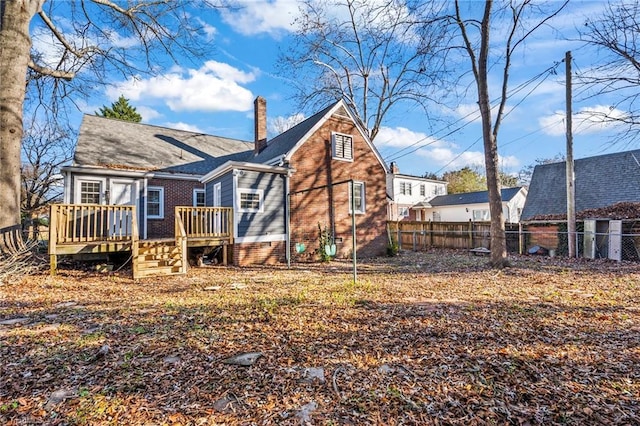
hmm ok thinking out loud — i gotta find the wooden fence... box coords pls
[388,221,521,253]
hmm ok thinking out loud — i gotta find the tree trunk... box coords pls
[476,0,508,267]
[0,0,41,229]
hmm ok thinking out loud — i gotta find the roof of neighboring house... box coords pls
[426,187,525,207]
[73,115,254,175]
[520,149,640,221]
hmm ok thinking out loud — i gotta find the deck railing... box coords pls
[175,206,233,238]
[50,204,137,244]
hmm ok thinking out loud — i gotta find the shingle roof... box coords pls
[251,102,338,164]
[520,149,640,221]
[73,115,254,175]
[427,187,525,207]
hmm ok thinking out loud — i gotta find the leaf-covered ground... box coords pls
[1,250,639,425]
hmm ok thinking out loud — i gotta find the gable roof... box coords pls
[251,99,388,172]
[520,149,640,221]
[72,115,253,175]
[427,187,525,207]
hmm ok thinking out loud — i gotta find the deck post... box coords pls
[49,205,58,276]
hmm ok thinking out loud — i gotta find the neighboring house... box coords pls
[62,97,389,266]
[520,150,640,260]
[521,149,640,221]
[418,187,528,223]
[387,162,447,221]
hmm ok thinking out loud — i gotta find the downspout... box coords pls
[285,170,291,268]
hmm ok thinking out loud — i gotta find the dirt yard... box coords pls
[1,250,639,425]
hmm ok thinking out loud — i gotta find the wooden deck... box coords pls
[49,204,233,279]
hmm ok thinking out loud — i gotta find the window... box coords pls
[473,209,490,221]
[420,184,425,197]
[332,133,353,160]
[238,189,263,213]
[398,206,410,217]
[147,187,164,219]
[433,185,445,196]
[80,181,101,204]
[432,211,441,221]
[400,182,412,195]
[349,182,365,214]
[193,189,205,207]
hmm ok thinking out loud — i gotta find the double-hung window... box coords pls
[147,187,164,219]
[349,181,365,214]
[80,181,102,204]
[332,133,353,161]
[420,184,425,197]
[400,182,412,196]
[193,189,206,207]
[238,189,263,213]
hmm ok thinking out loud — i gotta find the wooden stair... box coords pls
[133,239,186,279]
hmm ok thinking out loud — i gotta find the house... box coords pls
[417,187,528,223]
[520,150,640,259]
[387,162,447,221]
[201,97,389,264]
[59,97,389,268]
[62,115,253,240]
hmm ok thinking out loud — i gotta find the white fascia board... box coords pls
[62,165,202,181]
[201,161,289,183]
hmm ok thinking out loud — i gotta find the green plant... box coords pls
[386,241,399,256]
[318,223,335,262]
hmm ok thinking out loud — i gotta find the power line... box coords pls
[383,61,563,164]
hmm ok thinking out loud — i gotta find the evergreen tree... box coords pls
[97,95,142,122]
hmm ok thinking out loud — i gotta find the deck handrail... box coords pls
[175,206,233,239]
[50,204,137,244]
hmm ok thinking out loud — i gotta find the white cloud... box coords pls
[163,122,204,133]
[220,0,299,37]
[107,61,256,112]
[539,105,627,136]
[455,104,482,123]
[374,126,446,149]
[137,106,162,122]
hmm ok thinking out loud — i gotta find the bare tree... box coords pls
[578,0,640,144]
[279,0,450,141]
[0,0,214,230]
[21,119,74,224]
[452,0,568,267]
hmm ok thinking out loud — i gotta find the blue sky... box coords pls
[35,0,631,179]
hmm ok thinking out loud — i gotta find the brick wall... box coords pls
[234,241,286,266]
[288,114,388,258]
[146,178,203,239]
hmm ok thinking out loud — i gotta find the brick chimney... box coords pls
[390,161,400,174]
[254,96,267,155]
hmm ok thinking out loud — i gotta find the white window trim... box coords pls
[193,188,205,207]
[348,181,366,215]
[398,206,410,217]
[332,132,354,162]
[147,186,165,219]
[76,178,105,204]
[238,188,264,213]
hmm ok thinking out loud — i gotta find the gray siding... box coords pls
[236,170,286,238]
[205,172,233,207]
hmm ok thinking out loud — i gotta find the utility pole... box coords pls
[565,51,576,257]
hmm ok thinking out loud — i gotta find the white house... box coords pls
[416,187,528,223]
[387,162,448,221]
